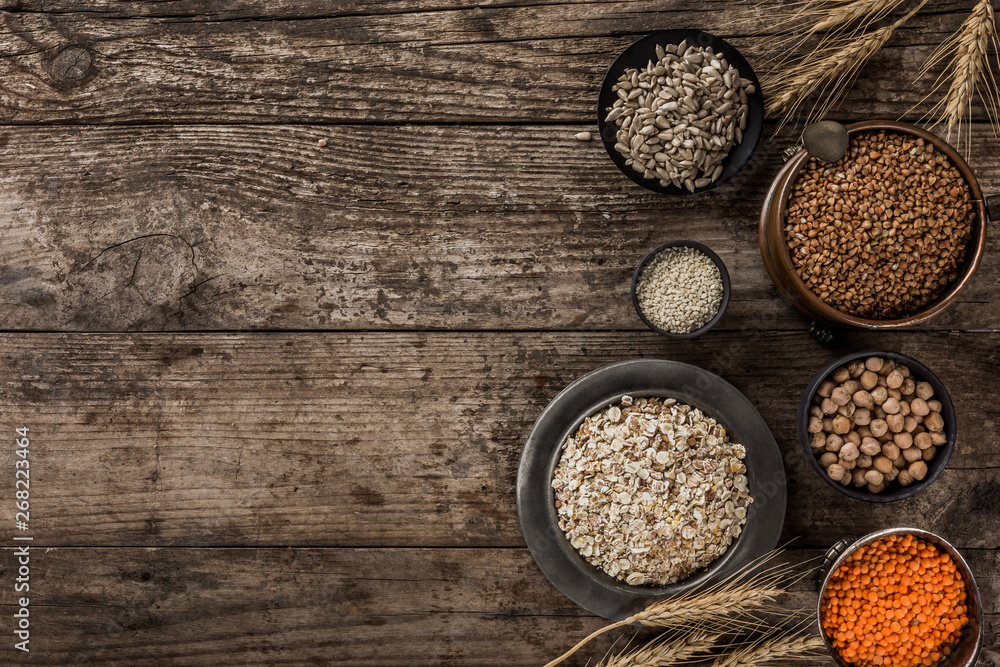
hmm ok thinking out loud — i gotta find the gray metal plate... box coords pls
[516,359,787,620]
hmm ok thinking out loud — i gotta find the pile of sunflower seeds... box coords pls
[605,40,755,192]
[552,396,753,586]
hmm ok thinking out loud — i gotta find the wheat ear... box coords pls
[764,0,929,126]
[917,0,999,157]
[542,550,806,667]
[709,631,825,667]
[597,631,721,667]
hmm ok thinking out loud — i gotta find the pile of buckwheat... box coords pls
[635,246,724,334]
[605,40,754,192]
[808,356,947,493]
[552,396,752,586]
[784,130,976,319]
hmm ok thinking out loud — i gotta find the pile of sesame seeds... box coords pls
[635,246,724,334]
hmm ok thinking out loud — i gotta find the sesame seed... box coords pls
[636,246,723,334]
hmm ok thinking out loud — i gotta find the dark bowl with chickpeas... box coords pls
[798,351,956,502]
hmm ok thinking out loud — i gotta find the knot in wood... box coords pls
[50,46,93,86]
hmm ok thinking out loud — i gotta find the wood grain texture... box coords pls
[0,547,995,665]
[0,331,997,549]
[0,124,996,332]
[0,6,989,124]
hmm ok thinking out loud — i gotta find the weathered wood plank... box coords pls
[0,124,996,332]
[1,0,981,20]
[0,547,994,665]
[0,332,997,548]
[0,7,987,124]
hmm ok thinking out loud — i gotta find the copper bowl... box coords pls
[759,120,991,329]
[818,528,983,667]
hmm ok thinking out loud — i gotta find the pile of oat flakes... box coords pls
[552,395,753,586]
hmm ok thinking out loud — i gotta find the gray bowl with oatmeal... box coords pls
[517,359,786,620]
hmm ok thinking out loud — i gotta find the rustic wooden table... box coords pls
[0,1,997,665]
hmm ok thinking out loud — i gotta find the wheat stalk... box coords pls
[763,0,929,126]
[757,0,907,68]
[709,631,825,667]
[596,631,721,667]
[542,551,809,667]
[917,0,1000,157]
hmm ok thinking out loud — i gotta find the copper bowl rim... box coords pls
[760,120,989,329]
[817,527,983,667]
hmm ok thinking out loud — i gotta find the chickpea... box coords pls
[845,431,861,446]
[874,407,887,420]
[860,370,878,390]
[873,456,894,474]
[832,367,850,383]
[852,468,868,487]
[913,432,933,450]
[837,401,856,418]
[884,466,899,482]
[924,412,944,432]
[809,404,824,419]
[893,432,913,449]
[826,463,846,481]
[870,386,888,404]
[867,481,887,493]
[900,378,916,396]
[896,364,910,379]
[864,469,884,486]
[865,357,884,372]
[886,414,905,433]
[847,360,866,378]
[811,432,827,450]
[826,433,845,452]
[853,390,873,408]
[831,386,851,406]
[921,446,937,462]
[842,379,861,395]
[909,460,928,481]
[897,470,914,486]
[839,456,857,470]
[909,398,930,417]
[870,419,888,437]
[927,399,942,413]
[898,400,910,417]
[881,443,900,461]
[808,416,824,433]
[817,380,836,398]
[853,408,872,426]
[930,431,948,446]
[893,454,907,469]
[860,438,881,456]
[832,414,852,434]
[840,442,860,461]
[856,454,873,469]
[821,398,838,415]
[903,416,918,433]
[820,452,838,467]
[857,425,873,439]
[902,447,923,463]
[882,397,900,415]
[888,388,902,401]
[915,381,934,400]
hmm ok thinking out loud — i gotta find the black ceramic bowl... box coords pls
[597,29,764,195]
[517,359,787,620]
[631,240,731,338]
[798,351,956,502]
